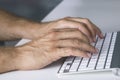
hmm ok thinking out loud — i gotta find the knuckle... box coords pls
[69,48,76,56]
[88,45,95,51]
[64,16,72,20]
[64,48,73,55]
[47,31,58,40]
[83,36,89,42]
[50,31,57,36]
[72,29,81,35]
[79,22,86,27]
[82,18,90,23]
[57,19,67,24]
[75,29,81,33]
[79,23,89,32]
[71,39,81,46]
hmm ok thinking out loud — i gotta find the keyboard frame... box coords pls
[58,32,120,76]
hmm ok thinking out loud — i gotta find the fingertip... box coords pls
[89,47,98,54]
[79,51,90,58]
[96,27,104,39]
[87,53,91,57]
[100,33,104,39]
[90,38,93,43]
[82,52,91,58]
[95,48,99,53]
[93,37,96,42]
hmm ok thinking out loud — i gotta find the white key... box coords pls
[65,64,71,70]
[59,63,68,73]
[79,58,89,69]
[88,63,96,69]
[65,56,74,63]
[74,57,81,62]
[96,58,106,69]
[60,57,74,73]
[69,57,81,72]
[105,59,111,69]
[69,62,80,72]
[96,56,106,69]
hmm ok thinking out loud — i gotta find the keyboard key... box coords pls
[64,63,72,73]
[70,62,80,72]
[69,57,82,72]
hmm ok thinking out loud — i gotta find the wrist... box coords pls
[15,45,42,70]
[14,19,42,39]
[15,43,52,70]
[0,47,20,73]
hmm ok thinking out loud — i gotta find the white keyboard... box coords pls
[58,32,118,74]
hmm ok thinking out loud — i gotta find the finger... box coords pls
[55,20,92,41]
[81,18,104,39]
[56,47,91,58]
[92,23,104,39]
[64,17,104,40]
[55,39,98,53]
[53,28,90,43]
[65,17,96,41]
[80,18,96,41]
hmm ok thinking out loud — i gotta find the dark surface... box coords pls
[0,0,62,21]
[0,0,63,46]
[111,32,120,68]
[0,41,4,46]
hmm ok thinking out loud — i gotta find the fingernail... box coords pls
[100,33,104,38]
[93,37,96,42]
[87,53,91,57]
[90,38,93,42]
[95,48,99,53]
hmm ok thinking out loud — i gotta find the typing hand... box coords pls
[31,17,104,42]
[16,17,104,70]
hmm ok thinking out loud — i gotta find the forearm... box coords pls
[0,47,19,73]
[0,45,49,73]
[0,9,42,41]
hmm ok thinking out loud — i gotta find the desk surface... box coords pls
[1,0,120,80]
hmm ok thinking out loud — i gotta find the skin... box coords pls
[0,9,104,73]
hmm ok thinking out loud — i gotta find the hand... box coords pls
[16,17,104,70]
[31,17,104,42]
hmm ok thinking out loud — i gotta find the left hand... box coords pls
[29,17,104,42]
